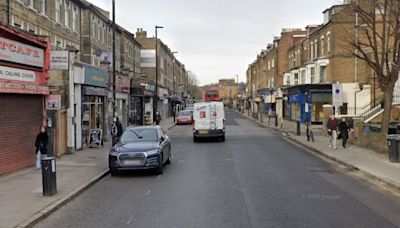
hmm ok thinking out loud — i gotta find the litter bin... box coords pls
[41,157,57,196]
[387,135,400,163]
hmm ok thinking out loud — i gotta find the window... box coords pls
[327,32,331,53]
[314,40,318,58]
[64,1,70,27]
[40,0,46,15]
[294,73,299,85]
[28,0,34,8]
[320,36,325,56]
[55,0,61,23]
[301,70,306,84]
[72,7,77,31]
[310,42,314,59]
[271,58,274,68]
[268,61,271,70]
[310,67,315,83]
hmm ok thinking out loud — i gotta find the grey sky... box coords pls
[88,0,341,85]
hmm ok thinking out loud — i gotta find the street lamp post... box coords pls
[154,25,164,123]
[172,51,178,96]
[111,0,117,145]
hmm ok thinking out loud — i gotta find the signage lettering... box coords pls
[0,37,44,67]
[0,66,35,82]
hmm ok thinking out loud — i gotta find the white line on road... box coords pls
[282,133,287,136]
[145,190,151,196]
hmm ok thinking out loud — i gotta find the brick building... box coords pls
[218,79,238,106]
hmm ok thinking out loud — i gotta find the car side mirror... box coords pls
[160,136,165,143]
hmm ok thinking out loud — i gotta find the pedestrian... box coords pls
[155,111,162,125]
[35,126,48,170]
[305,119,310,142]
[172,108,176,123]
[327,114,338,149]
[115,117,123,141]
[339,118,350,148]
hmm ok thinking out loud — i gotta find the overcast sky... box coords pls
[87,0,342,85]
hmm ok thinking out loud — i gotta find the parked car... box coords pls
[193,101,226,142]
[109,126,171,175]
[177,110,193,125]
[185,106,194,112]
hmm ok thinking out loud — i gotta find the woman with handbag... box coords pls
[35,126,48,170]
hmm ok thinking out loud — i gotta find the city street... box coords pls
[35,110,400,228]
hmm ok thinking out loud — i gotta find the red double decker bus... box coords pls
[204,88,222,102]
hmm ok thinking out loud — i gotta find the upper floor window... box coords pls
[310,67,316,84]
[28,0,34,8]
[40,0,46,15]
[64,1,70,27]
[310,42,314,59]
[72,7,77,31]
[320,36,325,56]
[314,39,318,58]
[271,58,274,68]
[327,32,331,53]
[55,0,62,23]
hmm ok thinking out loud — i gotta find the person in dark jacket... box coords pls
[155,111,162,125]
[116,117,123,141]
[339,118,350,148]
[35,126,48,169]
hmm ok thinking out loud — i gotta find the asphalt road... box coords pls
[35,110,400,228]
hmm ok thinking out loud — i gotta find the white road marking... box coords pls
[282,133,287,136]
[145,190,151,196]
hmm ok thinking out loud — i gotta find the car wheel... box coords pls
[220,135,225,142]
[166,155,171,165]
[110,168,118,176]
[155,154,163,175]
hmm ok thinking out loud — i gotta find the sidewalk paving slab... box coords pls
[0,144,110,228]
[235,109,400,192]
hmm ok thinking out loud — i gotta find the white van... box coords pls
[193,102,226,142]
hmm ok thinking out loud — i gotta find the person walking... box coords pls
[116,117,123,141]
[327,114,338,149]
[155,111,162,125]
[35,126,48,170]
[339,118,350,148]
[172,108,176,123]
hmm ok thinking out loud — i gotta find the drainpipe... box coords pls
[7,0,10,25]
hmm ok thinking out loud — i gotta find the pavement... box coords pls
[0,117,176,228]
[238,109,400,192]
[34,110,400,228]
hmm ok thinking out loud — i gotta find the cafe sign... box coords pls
[0,37,44,68]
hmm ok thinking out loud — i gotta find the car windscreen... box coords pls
[120,129,158,143]
[179,111,192,116]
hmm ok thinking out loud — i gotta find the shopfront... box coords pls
[286,84,332,124]
[129,85,144,126]
[0,25,50,175]
[144,82,155,125]
[81,65,109,146]
[116,73,130,127]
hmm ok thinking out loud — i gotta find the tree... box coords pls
[351,0,400,133]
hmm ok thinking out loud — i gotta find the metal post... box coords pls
[112,0,116,144]
[154,26,163,122]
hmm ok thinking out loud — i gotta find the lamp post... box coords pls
[172,51,178,96]
[110,0,117,145]
[154,25,164,123]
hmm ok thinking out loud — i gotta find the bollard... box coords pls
[41,157,57,196]
[275,115,278,127]
[297,121,301,136]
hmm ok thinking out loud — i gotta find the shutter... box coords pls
[0,94,43,176]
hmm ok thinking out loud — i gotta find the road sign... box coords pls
[332,83,343,107]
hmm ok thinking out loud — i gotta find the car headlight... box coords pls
[145,149,159,156]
